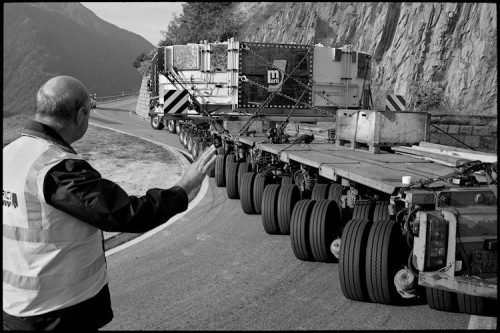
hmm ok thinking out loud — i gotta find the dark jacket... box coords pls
[3,121,189,330]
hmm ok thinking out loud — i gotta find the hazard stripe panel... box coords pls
[163,90,189,113]
[385,94,406,111]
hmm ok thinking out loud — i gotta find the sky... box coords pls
[81,2,184,46]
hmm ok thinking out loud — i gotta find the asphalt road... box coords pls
[90,99,493,330]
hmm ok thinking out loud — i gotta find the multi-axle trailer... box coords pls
[148,39,497,316]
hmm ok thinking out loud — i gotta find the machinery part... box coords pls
[311,184,330,201]
[253,174,273,214]
[240,172,257,214]
[309,200,342,262]
[327,184,344,202]
[365,218,410,304]
[281,175,294,185]
[373,201,390,222]
[226,161,241,199]
[457,293,497,317]
[277,184,301,235]
[290,199,316,261]
[150,115,164,130]
[237,162,252,197]
[394,268,418,299]
[339,218,372,301]
[425,287,459,313]
[215,155,226,187]
[262,184,281,234]
[167,119,176,133]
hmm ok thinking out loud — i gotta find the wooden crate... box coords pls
[335,109,430,153]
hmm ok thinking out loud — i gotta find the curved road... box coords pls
[91,99,492,330]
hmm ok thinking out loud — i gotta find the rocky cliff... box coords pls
[234,2,497,116]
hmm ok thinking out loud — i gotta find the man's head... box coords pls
[35,76,91,143]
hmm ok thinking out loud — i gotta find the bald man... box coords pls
[3,76,216,330]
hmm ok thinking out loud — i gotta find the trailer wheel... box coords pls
[150,115,164,130]
[215,155,226,187]
[209,160,215,178]
[281,175,294,185]
[311,184,330,200]
[216,147,225,155]
[191,138,203,159]
[425,288,459,313]
[327,183,344,202]
[290,199,316,261]
[187,135,194,154]
[351,200,374,220]
[365,218,409,304]
[178,128,186,145]
[226,161,241,199]
[167,120,176,133]
[277,184,301,235]
[373,201,390,222]
[262,184,281,234]
[339,218,372,301]
[237,162,252,197]
[309,200,342,262]
[253,174,272,214]
[457,293,497,316]
[240,172,257,214]
[175,121,182,134]
[182,131,190,148]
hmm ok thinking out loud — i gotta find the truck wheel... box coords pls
[253,174,272,214]
[187,135,194,154]
[237,162,252,197]
[262,184,281,234]
[339,218,372,301]
[167,120,176,133]
[457,293,496,316]
[191,138,202,159]
[277,184,301,235]
[373,201,390,222]
[327,183,344,202]
[281,175,294,185]
[175,121,182,134]
[215,155,226,187]
[311,184,330,200]
[309,200,342,262]
[150,115,164,130]
[365,218,409,304]
[351,200,374,220]
[226,161,241,199]
[178,128,185,145]
[240,172,257,214]
[425,287,459,313]
[290,199,316,261]
[182,131,190,148]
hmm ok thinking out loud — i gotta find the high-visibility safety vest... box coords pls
[3,134,108,317]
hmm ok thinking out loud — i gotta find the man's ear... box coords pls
[75,106,88,124]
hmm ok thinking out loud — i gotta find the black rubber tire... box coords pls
[225,154,235,178]
[352,200,374,220]
[425,288,459,313]
[281,175,294,185]
[208,160,215,178]
[167,120,176,133]
[151,115,164,130]
[175,121,182,134]
[277,184,301,235]
[187,135,194,154]
[226,161,241,199]
[365,218,409,304]
[309,200,342,262]
[237,162,252,197]
[456,293,497,316]
[262,184,281,234]
[182,130,190,148]
[311,184,330,201]
[178,128,185,145]
[216,147,225,155]
[253,174,272,214]
[339,218,372,301]
[373,201,390,222]
[290,199,316,261]
[215,155,226,187]
[327,183,344,202]
[240,172,257,214]
[191,138,202,160]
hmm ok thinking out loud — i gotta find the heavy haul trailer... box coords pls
[216,112,497,317]
[148,39,372,158]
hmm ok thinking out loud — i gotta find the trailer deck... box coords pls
[238,135,469,195]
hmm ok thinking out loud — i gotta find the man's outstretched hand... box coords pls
[176,145,217,194]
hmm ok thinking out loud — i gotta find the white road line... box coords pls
[468,315,497,330]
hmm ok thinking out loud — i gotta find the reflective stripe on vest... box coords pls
[2,135,108,316]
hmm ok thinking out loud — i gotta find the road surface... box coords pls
[90,98,495,330]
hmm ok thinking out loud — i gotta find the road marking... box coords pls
[468,315,497,330]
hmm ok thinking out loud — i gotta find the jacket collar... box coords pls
[22,120,77,154]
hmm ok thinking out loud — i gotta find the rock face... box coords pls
[235,2,497,115]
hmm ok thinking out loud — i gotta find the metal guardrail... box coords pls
[94,92,139,103]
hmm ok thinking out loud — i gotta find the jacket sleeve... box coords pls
[43,158,189,233]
